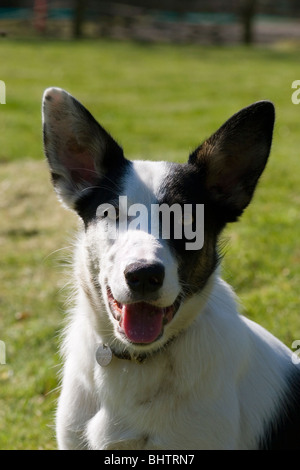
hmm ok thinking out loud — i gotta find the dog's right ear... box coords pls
[42,87,125,210]
[189,101,275,222]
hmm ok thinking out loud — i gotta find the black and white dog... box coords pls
[42,88,300,450]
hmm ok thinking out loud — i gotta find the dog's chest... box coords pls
[91,354,206,449]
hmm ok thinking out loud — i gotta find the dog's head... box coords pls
[42,88,274,359]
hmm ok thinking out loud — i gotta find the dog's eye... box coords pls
[96,204,119,221]
[105,207,119,221]
[113,207,119,220]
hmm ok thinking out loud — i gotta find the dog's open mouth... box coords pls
[107,287,179,344]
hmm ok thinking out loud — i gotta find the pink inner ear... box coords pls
[62,140,98,185]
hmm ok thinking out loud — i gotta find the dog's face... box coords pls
[42,88,274,359]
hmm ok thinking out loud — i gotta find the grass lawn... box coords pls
[0,39,299,449]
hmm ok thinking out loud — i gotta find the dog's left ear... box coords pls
[42,87,125,209]
[189,101,275,221]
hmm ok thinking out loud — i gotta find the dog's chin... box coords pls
[106,286,181,354]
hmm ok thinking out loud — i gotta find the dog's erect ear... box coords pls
[189,101,275,221]
[42,87,125,209]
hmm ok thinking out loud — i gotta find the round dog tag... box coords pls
[96,344,113,367]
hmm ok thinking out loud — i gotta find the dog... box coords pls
[42,87,300,450]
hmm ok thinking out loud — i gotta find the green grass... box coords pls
[0,39,300,449]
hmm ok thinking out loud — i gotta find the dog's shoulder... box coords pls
[202,277,300,449]
[259,364,300,450]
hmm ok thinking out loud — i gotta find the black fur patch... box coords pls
[259,365,300,449]
[75,159,132,226]
[157,162,225,298]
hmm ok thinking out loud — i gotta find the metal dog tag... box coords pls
[96,344,113,367]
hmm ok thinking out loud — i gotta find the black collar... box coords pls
[111,347,148,364]
[110,334,177,364]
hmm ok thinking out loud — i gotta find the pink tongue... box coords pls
[120,302,164,344]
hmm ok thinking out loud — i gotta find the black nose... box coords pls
[124,261,165,294]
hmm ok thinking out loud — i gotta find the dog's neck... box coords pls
[96,337,177,367]
[112,348,147,363]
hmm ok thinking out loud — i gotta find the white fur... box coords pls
[56,271,293,450]
[43,89,296,449]
[55,163,294,450]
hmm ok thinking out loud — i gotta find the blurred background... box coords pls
[0,0,299,450]
[1,0,300,45]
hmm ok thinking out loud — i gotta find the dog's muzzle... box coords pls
[124,261,165,295]
[107,287,179,344]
